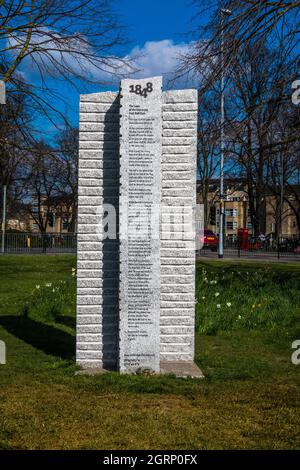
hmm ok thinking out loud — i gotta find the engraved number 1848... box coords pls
[129,82,153,98]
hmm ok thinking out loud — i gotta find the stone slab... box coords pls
[76,82,199,373]
[119,76,162,374]
[76,362,204,378]
[160,362,204,378]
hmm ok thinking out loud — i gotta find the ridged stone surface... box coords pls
[76,88,197,370]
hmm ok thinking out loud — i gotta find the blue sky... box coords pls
[119,0,197,46]
[24,0,205,139]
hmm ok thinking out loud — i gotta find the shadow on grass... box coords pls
[0,315,75,359]
[56,315,75,329]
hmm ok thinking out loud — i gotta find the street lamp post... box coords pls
[1,186,7,255]
[0,80,6,105]
[218,8,231,259]
[279,153,284,240]
[0,81,6,255]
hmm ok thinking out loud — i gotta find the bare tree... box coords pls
[24,141,62,233]
[56,125,78,232]
[0,83,34,223]
[177,1,300,237]
[0,1,130,121]
[223,45,289,234]
[197,92,220,225]
[194,42,293,235]
[267,105,300,234]
[208,1,300,58]
[178,1,299,100]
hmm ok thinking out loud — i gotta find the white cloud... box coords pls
[94,39,200,89]
[8,28,92,77]
[9,31,200,89]
[123,40,198,86]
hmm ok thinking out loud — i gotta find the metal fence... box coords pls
[198,236,300,260]
[1,232,300,260]
[1,232,77,254]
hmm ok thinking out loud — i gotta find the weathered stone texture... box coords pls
[77,87,197,370]
[76,92,120,370]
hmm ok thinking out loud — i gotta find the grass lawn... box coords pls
[196,259,300,334]
[0,255,299,450]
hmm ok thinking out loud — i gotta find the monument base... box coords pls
[160,362,204,379]
[75,368,113,376]
[75,362,204,379]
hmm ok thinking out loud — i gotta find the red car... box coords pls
[201,229,218,251]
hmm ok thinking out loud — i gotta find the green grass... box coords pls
[196,260,300,334]
[0,255,300,449]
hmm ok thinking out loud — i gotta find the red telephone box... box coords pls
[238,228,249,250]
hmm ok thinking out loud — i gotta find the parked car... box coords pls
[294,245,300,255]
[248,237,263,250]
[201,229,218,251]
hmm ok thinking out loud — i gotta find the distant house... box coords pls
[197,178,300,238]
[4,195,77,234]
[28,195,77,233]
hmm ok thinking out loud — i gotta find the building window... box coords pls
[226,221,238,230]
[31,202,38,216]
[225,208,238,217]
[62,218,69,230]
[227,197,241,202]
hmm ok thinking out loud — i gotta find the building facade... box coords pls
[197,179,300,239]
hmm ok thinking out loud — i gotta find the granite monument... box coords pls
[76,76,202,377]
